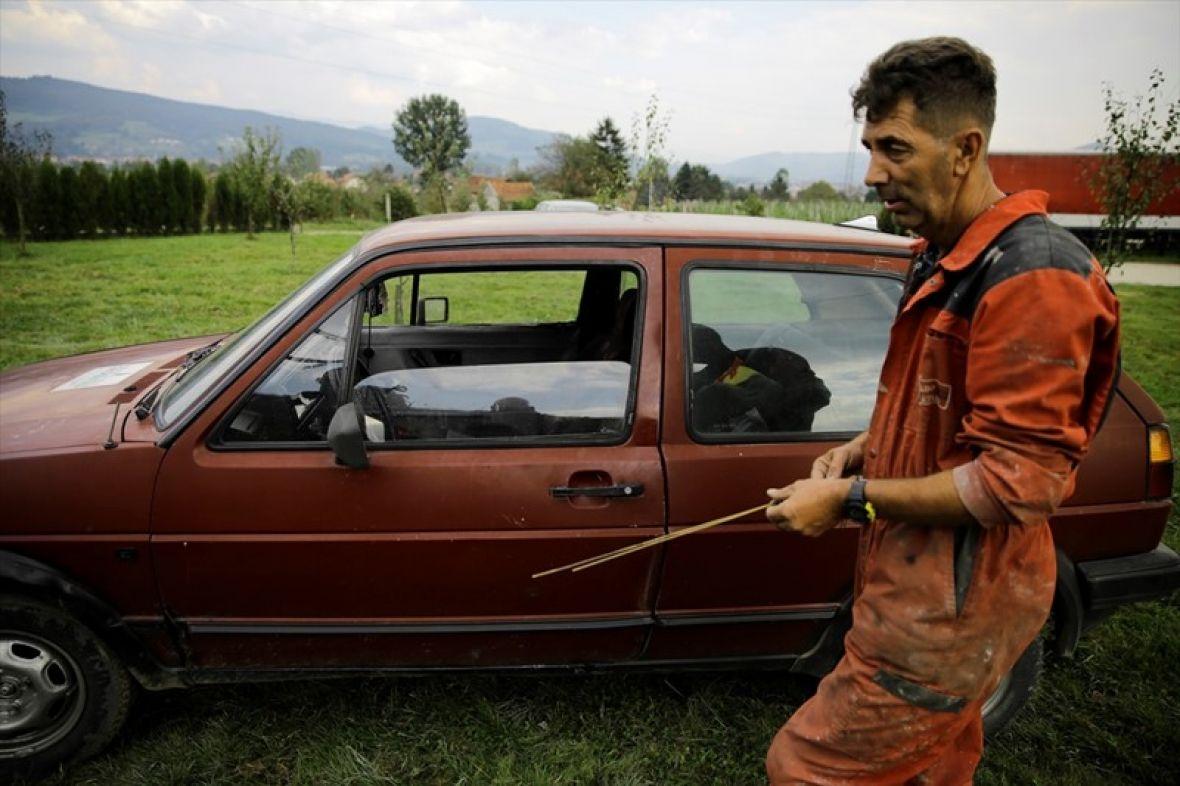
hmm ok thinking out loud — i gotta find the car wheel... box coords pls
[0,595,132,781]
[981,635,1042,738]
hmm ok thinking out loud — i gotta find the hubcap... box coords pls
[0,633,85,758]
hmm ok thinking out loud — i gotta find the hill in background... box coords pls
[2,74,868,185]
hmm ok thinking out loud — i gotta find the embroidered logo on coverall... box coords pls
[917,378,952,410]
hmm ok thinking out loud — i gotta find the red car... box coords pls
[2,211,1176,777]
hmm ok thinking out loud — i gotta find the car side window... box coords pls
[222,297,357,443]
[686,267,901,439]
[354,265,641,445]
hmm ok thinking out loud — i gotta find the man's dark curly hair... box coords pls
[852,37,996,138]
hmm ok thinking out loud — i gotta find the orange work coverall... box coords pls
[766,190,1120,785]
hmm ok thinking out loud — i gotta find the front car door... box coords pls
[150,245,665,670]
[649,246,906,662]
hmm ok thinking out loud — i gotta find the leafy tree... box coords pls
[630,94,672,210]
[797,180,843,201]
[57,165,81,239]
[225,126,282,237]
[392,94,471,210]
[673,162,693,201]
[1091,69,1179,270]
[534,134,601,198]
[77,160,107,236]
[0,90,52,253]
[740,192,765,217]
[763,168,789,200]
[387,184,418,221]
[285,147,322,179]
[590,117,629,203]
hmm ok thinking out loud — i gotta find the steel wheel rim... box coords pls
[0,631,87,759]
[981,670,1012,720]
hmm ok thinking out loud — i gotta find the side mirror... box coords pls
[417,296,449,324]
[327,402,369,469]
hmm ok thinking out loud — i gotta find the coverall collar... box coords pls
[903,190,1050,313]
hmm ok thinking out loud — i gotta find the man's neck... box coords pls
[926,176,1006,251]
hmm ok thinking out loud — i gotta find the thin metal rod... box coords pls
[532,503,770,579]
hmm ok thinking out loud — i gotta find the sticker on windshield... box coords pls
[52,362,151,392]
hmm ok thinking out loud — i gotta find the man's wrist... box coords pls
[842,476,876,523]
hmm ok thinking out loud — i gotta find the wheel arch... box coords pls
[0,550,183,689]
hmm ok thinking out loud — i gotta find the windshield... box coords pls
[155,250,356,430]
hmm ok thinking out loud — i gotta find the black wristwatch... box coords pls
[844,476,877,524]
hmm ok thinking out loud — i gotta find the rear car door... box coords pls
[649,246,905,662]
[150,246,665,670]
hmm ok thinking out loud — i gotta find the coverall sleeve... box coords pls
[952,266,1119,527]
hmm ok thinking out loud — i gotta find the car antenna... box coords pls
[103,401,122,450]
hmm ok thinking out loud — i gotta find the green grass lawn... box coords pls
[2,229,1177,785]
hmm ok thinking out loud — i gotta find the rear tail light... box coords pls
[1147,424,1174,500]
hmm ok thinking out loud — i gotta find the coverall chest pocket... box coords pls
[908,322,969,469]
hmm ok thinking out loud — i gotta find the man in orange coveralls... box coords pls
[764,37,1120,784]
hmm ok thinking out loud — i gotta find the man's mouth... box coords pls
[882,197,908,213]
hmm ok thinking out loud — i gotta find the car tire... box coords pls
[981,635,1042,738]
[0,595,132,781]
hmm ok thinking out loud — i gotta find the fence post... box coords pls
[385,192,392,223]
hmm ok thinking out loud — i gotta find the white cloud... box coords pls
[0,0,116,51]
[97,0,185,30]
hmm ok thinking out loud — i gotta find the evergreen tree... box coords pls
[190,168,207,233]
[32,158,59,240]
[131,162,160,234]
[590,117,629,202]
[77,160,107,236]
[156,158,176,234]
[57,165,81,239]
[106,167,124,235]
[763,168,790,201]
[171,158,192,234]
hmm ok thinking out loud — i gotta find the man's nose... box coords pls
[864,153,888,189]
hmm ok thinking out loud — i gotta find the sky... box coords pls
[1,0,1178,163]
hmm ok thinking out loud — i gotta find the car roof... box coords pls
[354,210,915,258]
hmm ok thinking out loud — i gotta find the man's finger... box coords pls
[766,484,795,501]
[824,453,846,479]
[810,457,829,479]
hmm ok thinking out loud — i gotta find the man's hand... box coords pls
[766,478,853,537]
[811,432,868,479]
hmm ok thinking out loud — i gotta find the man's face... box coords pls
[861,97,959,241]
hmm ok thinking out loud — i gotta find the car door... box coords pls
[648,246,905,662]
[151,245,665,670]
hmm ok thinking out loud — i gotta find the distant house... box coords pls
[468,176,536,210]
[337,173,365,191]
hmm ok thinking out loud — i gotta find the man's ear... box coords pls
[951,127,986,177]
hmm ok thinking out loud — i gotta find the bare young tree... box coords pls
[0,90,53,255]
[630,94,672,211]
[1092,69,1179,270]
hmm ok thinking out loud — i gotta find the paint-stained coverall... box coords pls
[766,191,1120,784]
